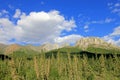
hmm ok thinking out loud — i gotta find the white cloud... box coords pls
[0,10,77,45]
[54,34,82,44]
[84,25,89,29]
[108,3,114,9]
[91,20,103,24]
[108,3,113,6]
[103,35,120,46]
[8,4,14,10]
[116,39,120,46]
[82,18,114,33]
[105,18,114,23]
[91,18,114,24]
[115,3,120,7]
[103,26,120,46]
[112,8,120,13]
[83,25,89,32]
[84,30,89,33]
[108,1,120,16]
[0,10,9,17]
[110,26,120,36]
[13,9,25,18]
[0,13,2,16]
[13,9,21,18]
[0,18,16,44]
[103,36,115,44]
[2,10,9,14]
[41,1,44,5]
[16,10,76,44]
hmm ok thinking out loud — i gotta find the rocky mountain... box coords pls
[0,37,120,55]
[0,43,8,53]
[75,37,120,50]
[40,43,59,52]
[4,44,21,54]
[27,43,59,52]
[0,43,60,54]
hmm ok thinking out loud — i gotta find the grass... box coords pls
[0,47,120,80]
[0,52,120,80]
[87,46,120,54]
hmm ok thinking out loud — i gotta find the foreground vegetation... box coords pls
[0,51,120,80]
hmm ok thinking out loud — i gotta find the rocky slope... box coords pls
[0,43,8,53]
[4,44,21,54]
[27,43,59,52]
[75,37,120,50]
[0,37,120,54]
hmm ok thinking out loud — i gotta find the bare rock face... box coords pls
[40,43,59,52]
[75,37,118,50]
[60,43,70,48]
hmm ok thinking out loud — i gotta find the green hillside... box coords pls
[87,46,120,54]
[45,46,120,58]
[0,39,120,80]
[8,47,40,60]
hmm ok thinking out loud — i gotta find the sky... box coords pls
[0,0,120,46]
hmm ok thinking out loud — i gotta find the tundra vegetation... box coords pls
[0,46,120,80]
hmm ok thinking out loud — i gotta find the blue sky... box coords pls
[0,0,120,46]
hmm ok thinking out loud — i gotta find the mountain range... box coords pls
[0,37,120,55]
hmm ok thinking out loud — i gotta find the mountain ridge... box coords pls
[0,37,120,55]
[75,37,120,50]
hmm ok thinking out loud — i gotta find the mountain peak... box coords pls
[40,43,59,51]
[75,37,118,50]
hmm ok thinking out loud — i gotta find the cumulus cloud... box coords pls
[16,10,76,44]
[0,10,77,45]
[0,18,16,44]
[54,34,82,44]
